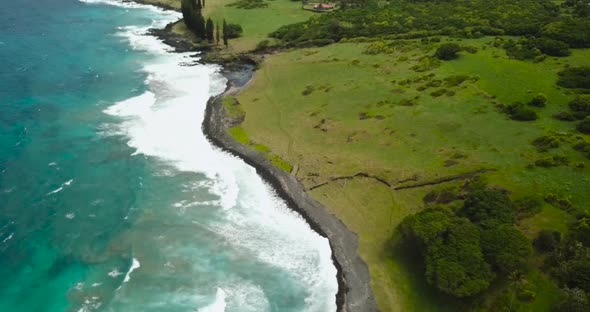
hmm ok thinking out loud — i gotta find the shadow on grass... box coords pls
[385,232,472,311]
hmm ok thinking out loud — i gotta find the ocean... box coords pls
[0,0,337,311]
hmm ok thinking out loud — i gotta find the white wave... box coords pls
[108,268,123,278]
[2,233,14,244]
[198,288,227,312]
[47,186,63,195]
[96,1,338,310]
[123,258,141,283]
[47,179,74,195]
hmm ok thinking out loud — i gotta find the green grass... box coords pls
[203,0,312,52]
[235,38,590,311]
[227,126,293,172]
[137,0,310,53]
[222,96,245,119]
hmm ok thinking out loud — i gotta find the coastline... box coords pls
[202,65,379,312]
[135,1,379,310]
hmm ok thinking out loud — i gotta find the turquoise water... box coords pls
[0,1,337,311]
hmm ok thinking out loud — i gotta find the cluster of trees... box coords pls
[536,213,590,310]
[500,37,571,61]
[400,188,532,298]
[268,0,590,49]
[553,93,590,134]
[181,0,240,45]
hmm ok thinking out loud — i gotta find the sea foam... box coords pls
[96,1,338,311]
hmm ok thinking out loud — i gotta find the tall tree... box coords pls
[216,21,220,45]
[196,14,206,40]
[222,19,229,46]
[206,18,214,42]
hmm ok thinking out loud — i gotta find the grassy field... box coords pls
[202,0,312,52]
[233,38,590,310]
[139,0,311,52]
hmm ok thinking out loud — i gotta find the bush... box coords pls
[502,103,539,121]
[569,96,590,113]
[542,18,590,48]
[430,89,447,97]
[528,93,547,107]
[534,155,570,167]
[531,135,560,152]
[400,208,495,297]
[226,0,268,9]
[557,67,590,90]
[425,218,494,297]
[514,197,543,219]
[533,229,561,253]
[255,39,271,51]
[444,75,471,87]
[577,118,590,134]
[554,111,578,121]
[435,43,461,60]
[533,37,571,57]
[462,45,478,54]
[225,23,243,38]
[459,189,515,228]
[481,225,532,274]
[544,193,573,210]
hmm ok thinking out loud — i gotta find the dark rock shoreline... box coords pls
[202,66,379,312]
[135,1,379,310]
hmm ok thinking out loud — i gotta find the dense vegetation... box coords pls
[202,0,590,309]
[181,0,241,45]
[401,187,531,298]
[269,0,590,50]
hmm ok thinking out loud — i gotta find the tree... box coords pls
[401,208,495,297]
[223,19,229,46]
[481,225,532,274]
[181,0,206,39]
[425,218,494,297]
[528,93,547,107]
[216,22,220,45]
[435,43,461,60]
[577,118,590,134]
[554,287,589,312]
[533,229,561,253]
[459,189,516,228]
[206,18,214,42]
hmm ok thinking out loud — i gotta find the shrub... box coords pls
[435,43,461,60]
[554,111,578,121]
[462,45,478,54]
[481,225,532,274]
[502,103,538,121]
[430,89,447,97]
[569,96,590,113]
[528,93,547,107]
[459,189,515,228]
[514,197,543,219]
[225,23,243,38]
[544,193,573,210]
[226,0,267,9]
[400,208,495,297]
[534,155,569,167]
[557,67,590,90]
[531,135,560,152]
[533,37,571,57]
[533,229,561,253]
[577,118,590,134]
[444,75,471,87]
[255,39,271,51]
